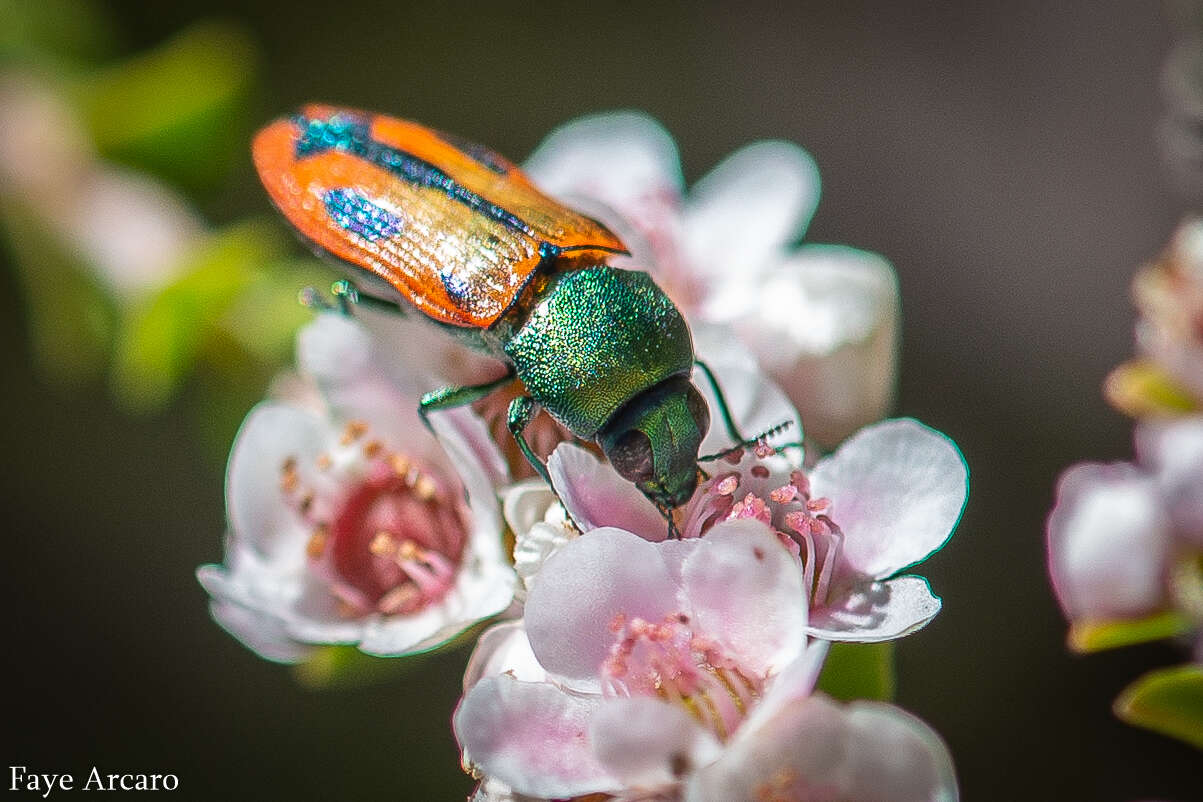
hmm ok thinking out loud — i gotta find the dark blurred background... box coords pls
[3,1,1201,800]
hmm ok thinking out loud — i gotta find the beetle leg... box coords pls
[419,370,517,431]
[694,359,745,444]
[331,279,407,316]
[505,395,551,487]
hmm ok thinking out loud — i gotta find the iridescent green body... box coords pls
[504,266,694,438]
[415,263,711,510]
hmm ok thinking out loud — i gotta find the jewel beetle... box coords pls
[252,104,747,512]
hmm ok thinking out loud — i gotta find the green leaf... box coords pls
[0,197,116,387]
[293,647,425,691]
[1104,359,1199,418]
[816,641,895,702]
[1068,610,1190,654]
[110,220,288,412]
[0,0,119,67]
[73,20,259,194]
[1114,664,1203,750]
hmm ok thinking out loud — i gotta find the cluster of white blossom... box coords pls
[199,114,968,800]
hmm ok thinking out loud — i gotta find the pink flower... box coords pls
[454,525,958,801]
[1047,416,1203,652]
[525,112,899,446]
[529,418,966,643]
[197,313,515,659]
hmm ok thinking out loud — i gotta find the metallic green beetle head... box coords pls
[597,375,711,509]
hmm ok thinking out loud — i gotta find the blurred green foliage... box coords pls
[816,642,896,702]
[1115,664,1203,750]
[75,21,260,196]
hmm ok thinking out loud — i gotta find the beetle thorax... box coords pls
[502,265,695,439]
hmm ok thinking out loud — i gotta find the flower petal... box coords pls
[206,600,313,664]
[810,418,968,579]
[547,443,665,538]
[1047,462,1173,621]
[502,479,558,536]
[682,519,807,676]
[681,140,820,280]
[693,345,802,455]
[688,695,958,802]
[590,697,721,790]
[513,521,574,595]
[463,621,546,691]
[524,528,687,683]
[296,312,375,386]
[225,402,327,560]
[808,575,942,643]
[454,676,616,799]
[524,111,683,219]
[1137,416,1203,543]
[358,542,515,656]
[724,246,900,447]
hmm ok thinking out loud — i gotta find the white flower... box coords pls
[1047,416,1203,650]
[525,112,899,446]
[197,313,516,659]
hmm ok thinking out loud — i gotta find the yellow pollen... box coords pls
[299,492,314,515]
[396,539,422,562]
[389,454,411,476]
[280,457,300,493]
[755,767,801,802]
[306,527,328,559]
[414,476,437,501]
[369,531,397,557]
[362,439,383,459]
[340,420,368,445]
[315,453,333,471]
[378,584,420,614]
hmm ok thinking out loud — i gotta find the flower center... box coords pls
[681,443,844,606]
[281,421,469,616]
[601,612,761,741]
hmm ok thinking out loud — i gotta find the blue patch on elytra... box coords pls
[440,269,471,301]
[323,188,405,242]
[294,113,371,158]
[293,113,533,237]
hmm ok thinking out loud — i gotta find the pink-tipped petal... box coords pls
[547,443,665,538]
[693,351,801,455]
[207,601,313,664]
[682,140,820,281]
[524,111,683,218]
[454,676,616,799]
[464,621,546,691]
[524,528,686,683]
[810,418,967,579]
[225,402,326,559]
[689,695,958,802]
[682,519,807,676]
[808,575,942,643]
[590,697,722,791]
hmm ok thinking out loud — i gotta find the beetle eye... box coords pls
[685,385,710,437]
[608,430,655,484]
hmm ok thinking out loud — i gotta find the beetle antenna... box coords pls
[697,419,798,463]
